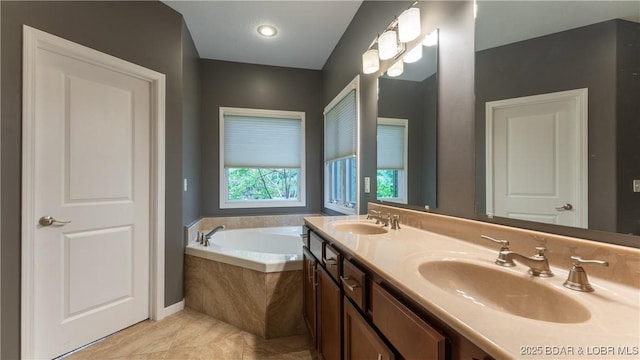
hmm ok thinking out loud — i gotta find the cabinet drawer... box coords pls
[309,231,323,260]
[341,258,366,311]
[371,282,446,360]
[323,243,340,282]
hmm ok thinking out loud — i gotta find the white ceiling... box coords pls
[476,1,640,51]
[163,0,363,70]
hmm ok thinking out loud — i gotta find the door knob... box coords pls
[555,203,573,211]
[38,216,71,227]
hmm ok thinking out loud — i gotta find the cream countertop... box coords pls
[305,215,640,360]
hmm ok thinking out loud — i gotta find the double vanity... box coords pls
[303,205,640,360]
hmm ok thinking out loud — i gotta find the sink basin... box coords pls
[331,221,388,235]
[419,260,591,323]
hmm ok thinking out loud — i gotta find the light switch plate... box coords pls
[634,180,640,193]
[183,178,188,192]
[364,177,370,193]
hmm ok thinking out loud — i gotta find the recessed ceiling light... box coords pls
[257,25,278,38]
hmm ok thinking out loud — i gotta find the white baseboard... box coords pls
[162,299,185,318]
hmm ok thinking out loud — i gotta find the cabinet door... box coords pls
[318,266,341,360]
[344,298,395,360]
[303,248,317,341]
[371,282,446,360]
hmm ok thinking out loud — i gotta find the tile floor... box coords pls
[63,308,316,359]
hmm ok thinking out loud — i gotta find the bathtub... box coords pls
[185,226,303,273]
[184,225,306,338]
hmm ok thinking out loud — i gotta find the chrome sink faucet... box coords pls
[501,247,554,277]
[481,235,553,277]
[367,210,400,229]
[367,210,389,226]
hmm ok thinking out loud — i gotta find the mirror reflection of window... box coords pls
[377,118,408,204]
[324,76,360,214]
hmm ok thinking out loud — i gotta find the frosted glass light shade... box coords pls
[379,30,398,60]
[362,49,380,74]
[423,30,439,47]
[387,60,404,77]
[398,8,421,42]
[403,45,422,63]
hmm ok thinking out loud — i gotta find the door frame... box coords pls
[20,25,166,359]
[485,88,588,226]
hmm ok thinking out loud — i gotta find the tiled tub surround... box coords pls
[184,255,306,339]
[305,206,640,359]
[184,215,313,339]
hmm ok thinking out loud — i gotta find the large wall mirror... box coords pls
[475,1,639,236]
[377,34,439,210]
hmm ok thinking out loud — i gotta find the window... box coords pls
[220,107,305,209]
[324,77,359,214]
[377,118,408,204]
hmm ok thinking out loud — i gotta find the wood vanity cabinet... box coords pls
[317,265,342,360]
[303,228,493,360]
[302,247,317,341]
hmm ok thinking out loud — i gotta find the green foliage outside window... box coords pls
[377,170,397,198]
[227,168,299,201]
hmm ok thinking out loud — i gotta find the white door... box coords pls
[22,27,164,359]
[486,89,588,228]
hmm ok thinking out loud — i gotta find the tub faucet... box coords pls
[500,247,554,277]
[205,225,226,241]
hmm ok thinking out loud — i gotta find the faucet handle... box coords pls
[570,256,609,267]
[534,247,547,257]
[480,235,510,250]
[480,235,516,267]
[563,256,609,292]
[390,214,401,230]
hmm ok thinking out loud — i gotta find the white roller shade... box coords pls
[325,89,357,161]
[224,114,301,168]
[377,122,406,170]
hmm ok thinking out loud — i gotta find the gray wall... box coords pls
[0,2,191,357]
[182,22,201,227]
[322,1,476,217]
[420,75,438,207]
[616,20,640,235]
[199,59,323,216]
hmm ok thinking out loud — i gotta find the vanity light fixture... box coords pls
[398,7,421,42]
[362,48,380,74]
[257,24,278,38]
[423,29,439,47]
[403,45,422,63]
[387,60,404,77]
[361,2,426,75]
[378,30,398,60]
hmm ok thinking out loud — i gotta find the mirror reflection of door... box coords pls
[486,89,588,228]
